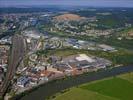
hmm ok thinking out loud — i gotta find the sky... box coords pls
[0,0,133,7]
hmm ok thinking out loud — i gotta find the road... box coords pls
[12,65,133,100]
[0,34,26,97]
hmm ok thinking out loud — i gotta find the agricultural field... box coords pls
[53,72,133,100]
[117,72,133,83]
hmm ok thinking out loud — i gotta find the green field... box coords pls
[53,72,133,100]
[54,88,118,100]
[117,72,133,83]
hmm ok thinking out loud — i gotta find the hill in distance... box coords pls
[54,13,86,21]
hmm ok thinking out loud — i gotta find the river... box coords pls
[12,65,133,100]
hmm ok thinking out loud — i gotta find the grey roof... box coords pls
[17,76,30,86]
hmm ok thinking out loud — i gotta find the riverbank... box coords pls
[53,72,133,100]
[10,65,133,100]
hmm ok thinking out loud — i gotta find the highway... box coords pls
[0,34,26,97]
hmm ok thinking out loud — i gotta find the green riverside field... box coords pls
[52,72,133,100]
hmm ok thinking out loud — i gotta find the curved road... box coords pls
[13,65,133,100]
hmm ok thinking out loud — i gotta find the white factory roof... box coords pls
[76,54,95,63]
[26,38,31,43]
[24,30,41,39]
[25,33,40,39]
[98,44,115,50]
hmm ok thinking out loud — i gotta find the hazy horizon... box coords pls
[0,0,133,8]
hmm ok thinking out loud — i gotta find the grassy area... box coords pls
[117,72,133,83]
[0,96,3,100]
[97,17,119,28]
[53,73,133,100]
[81,78,133,100]
[54,88,118,100]
[96,36,133,50]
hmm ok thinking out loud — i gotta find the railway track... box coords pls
[0,35,26,97]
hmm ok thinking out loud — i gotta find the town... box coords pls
[0,29,114,95]
[0,6,133,100]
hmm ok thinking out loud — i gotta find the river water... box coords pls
[13,65,133,100]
